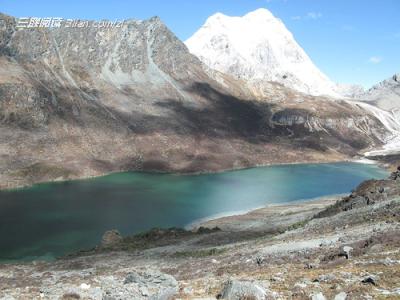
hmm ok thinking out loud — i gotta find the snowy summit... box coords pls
[186,8,352,97]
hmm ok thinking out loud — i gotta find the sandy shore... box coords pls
[193,194,342,232]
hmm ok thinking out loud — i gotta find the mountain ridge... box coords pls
[357,73,400,113]
[0,12,394,189]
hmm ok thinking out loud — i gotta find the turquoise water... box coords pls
[0,162,388,262]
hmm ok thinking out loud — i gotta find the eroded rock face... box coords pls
[0,13,393,189]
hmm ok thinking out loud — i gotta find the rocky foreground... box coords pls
[0,169,399,299]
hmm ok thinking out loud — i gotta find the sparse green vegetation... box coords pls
[285,218,310,231]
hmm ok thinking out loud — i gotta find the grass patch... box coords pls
[285,219,310,231]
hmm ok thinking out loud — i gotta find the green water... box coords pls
[0,162,388,262]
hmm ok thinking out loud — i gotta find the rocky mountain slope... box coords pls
[357,73,400,116]
[0,170,399,299]
[353,74,400,157]
[0,13,394,189]
[185,8,361,98]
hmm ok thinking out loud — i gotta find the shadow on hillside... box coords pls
[36,80,279,144]
[150,82,276,143]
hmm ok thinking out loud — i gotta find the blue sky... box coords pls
[2,0,399,88]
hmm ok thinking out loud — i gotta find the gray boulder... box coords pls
[310,293,326,300]
[342,246,353,259]
[218,279,274,300]
[334,292,347,300]
[124,271,178,300]
[101,230,123,247]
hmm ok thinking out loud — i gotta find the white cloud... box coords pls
[291,12,322,21]
[368,56,383,64]
[306,12,322,19]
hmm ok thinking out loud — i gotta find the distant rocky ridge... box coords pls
[0,12,394,189]
[355,74,400,157]
[356,73,400,116]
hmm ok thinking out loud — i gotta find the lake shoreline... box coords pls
[0,161,388,262]
[186,193,345,231]
[0,156,381,192]
[1,165,398,299]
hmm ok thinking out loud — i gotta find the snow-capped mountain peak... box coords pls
[186,8,349,97]
[206,8,276,25]
[243,8,277,21]
[356,73,400,113]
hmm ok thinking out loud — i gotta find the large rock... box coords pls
[218,279,275,300]
[310,293,326,300]
[342,246,353,259]
[123,271,178,300]
[334,292,347,300]
[101,230,123,247]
